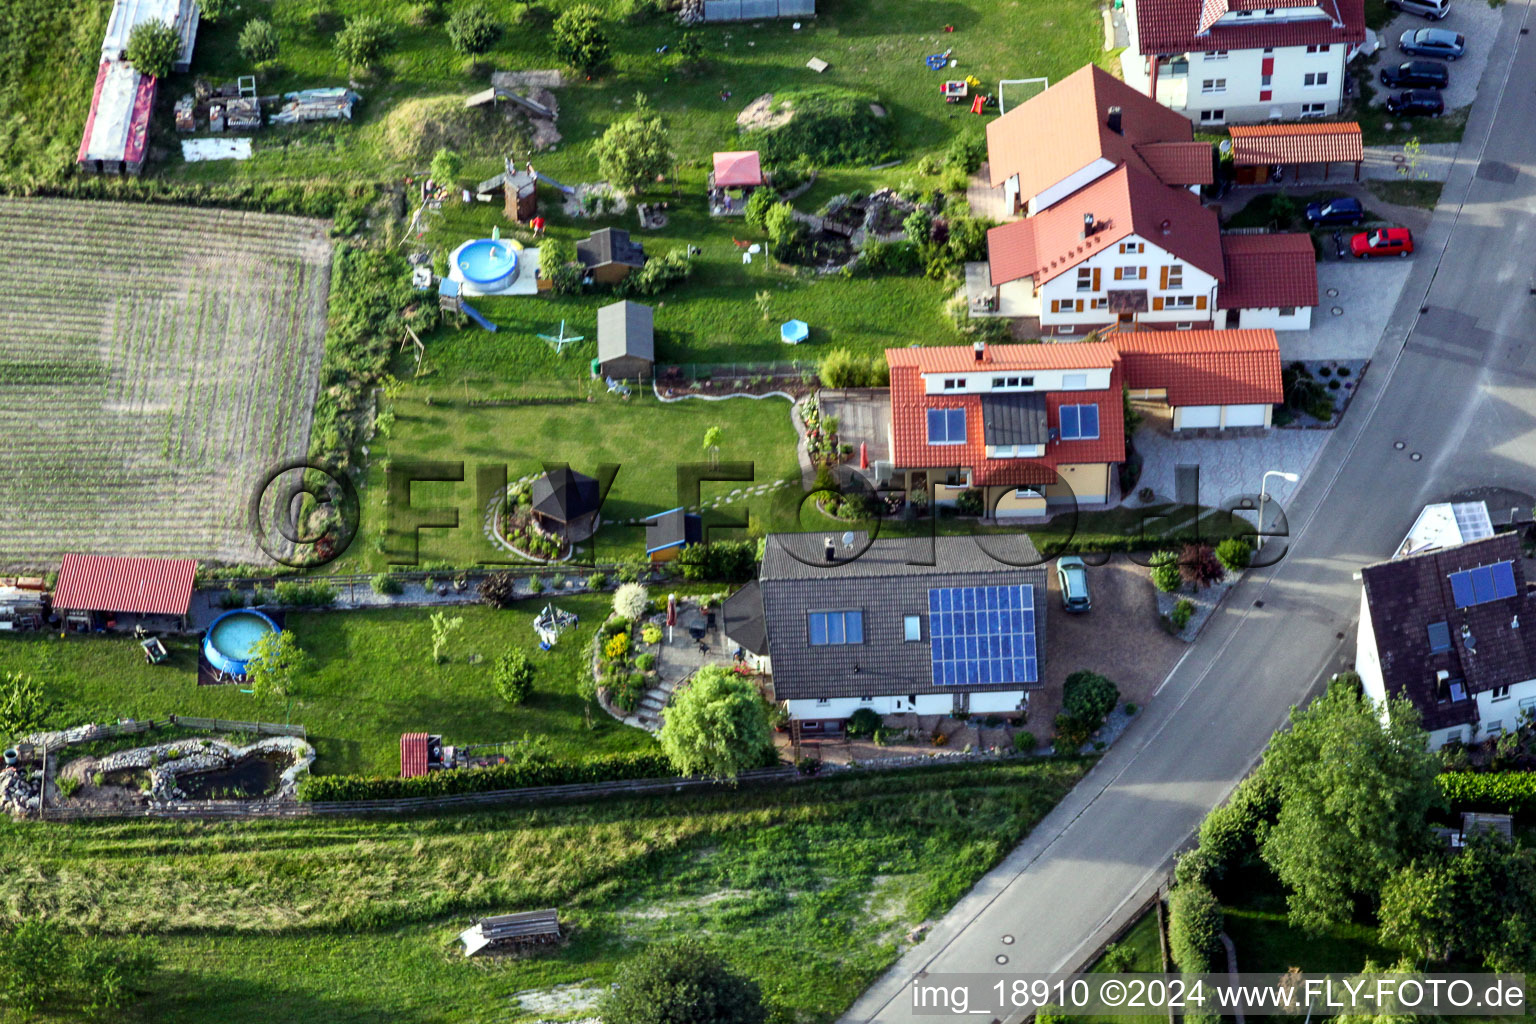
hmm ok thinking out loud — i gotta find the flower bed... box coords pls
[497,484,571,562]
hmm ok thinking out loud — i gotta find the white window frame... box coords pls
[1300,102,1326,116]
[1304,72,1329,88]
[1169,295,1197,308]
[1492,685,1512,702]
[1076,267,1093,292]
[1199,109,1225,124]
[1119,241,1144,254]
[1201,78,1227,94]
[1166,264,1183,290]
[1061,372,1088,390]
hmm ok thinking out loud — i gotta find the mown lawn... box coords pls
[1,595,670,776]
[0,759,1092,1024]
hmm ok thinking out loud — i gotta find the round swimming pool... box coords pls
[451,238,519,290]
[203,609,280,676]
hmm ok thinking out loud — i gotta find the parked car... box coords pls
[1386,0,1450,19]
[1399,27,1465,59]
[1380,60,1450,88]
[1056,556,1091,613]
[1350,227,1415,259]
[1384,89,1445,116]
[1304,197,1365,227]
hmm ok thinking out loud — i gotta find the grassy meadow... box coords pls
[0,759,1092,1024]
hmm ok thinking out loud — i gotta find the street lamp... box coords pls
[1259,470,1299,534]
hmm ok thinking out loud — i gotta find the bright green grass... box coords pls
[335,387,802,571]
[1068,909,1165,1024]
[0,759,1092,1024]
[0,596,666,776]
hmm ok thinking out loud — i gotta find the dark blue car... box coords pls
[1304,197,1365,227]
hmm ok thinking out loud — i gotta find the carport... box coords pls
[1228,122,1363,185]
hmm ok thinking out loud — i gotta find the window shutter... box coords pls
[1050,299,1060,313]
[1076,299,1084,312]
[1092,268,1101,290]
[1152,296,1164,311]
[1113,267,1122,281]
[1138,266,1148,280]
[1196,295,1207,310]
[1159,266,1169,289]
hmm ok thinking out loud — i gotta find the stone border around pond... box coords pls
[76,736,315,808]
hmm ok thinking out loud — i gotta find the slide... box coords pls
[535,171,576,195]
[460,301,498,332]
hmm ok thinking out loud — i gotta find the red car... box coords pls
[1350,227,1415,259]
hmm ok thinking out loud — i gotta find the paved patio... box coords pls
[818,388,892,487]
[1278,257,1413,360]
[1128,405,1326,515]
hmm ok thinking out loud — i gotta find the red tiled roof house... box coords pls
[977,66,1316,335]
[887,334,1282,512]
[1120,0,1366,126]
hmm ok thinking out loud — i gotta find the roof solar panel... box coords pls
[928,584,1037,687]
[1492,561,1518,599]
[1449,561,1520,608]
[1450,571,1475,608]
[1471,566,1496,604]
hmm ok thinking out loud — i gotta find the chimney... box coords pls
[824,536,836,563]
[1514,615,1522,630]
[1160,218,1172,236]
[973,340,987,362]
[1082,212,1096,238]
[1462,623,1477,654]
[1106,105,1123,134]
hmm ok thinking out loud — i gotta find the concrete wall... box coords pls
[1234,305,1314,331]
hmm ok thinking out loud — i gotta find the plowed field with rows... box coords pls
[0,198,332,569]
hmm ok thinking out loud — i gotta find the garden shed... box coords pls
[644,507,702,563]
[531,468,602,542]
[577,228,647,285]
[77,61,156,176]
[596,300,655,380]
[52,553,196,631]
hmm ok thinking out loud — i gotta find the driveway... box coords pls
[1034,560,1186,731]
[1372,0,1504,113]
[1279,257,1415,360]
[1128,406,1326,513]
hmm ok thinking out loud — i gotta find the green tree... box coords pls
[674,30,704,72]
[446,2,501,55]
[238,18,280,64]
[430,147,463,186]
[245,630,309,700]
[601,938,766,1024]
[594,94,672,192]
[0,671,49,745]
[494,647,535,706]
[658,665,773,779]
[1061,670,1119,730]
[430,611,464,664]
[1332,961,1446,1024]
[703,425,723,467]
[744,187,777,232]
[1260,677,1440,932]
[553,4,610,75]
[335,15,393,71]
[763,201,804,259]
[1150,551,1182,593]
[124,20,182,79]
[197,0,233,21]
[1380,834,1536,970]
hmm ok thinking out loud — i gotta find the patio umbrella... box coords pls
[859,442,869,470]
[666,593,677,643]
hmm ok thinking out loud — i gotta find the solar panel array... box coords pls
[928,584,1037,687]
[1448,561,1518,609]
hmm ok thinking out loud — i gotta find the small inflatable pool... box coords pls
[203,609,279,676]
[452,238,519,290]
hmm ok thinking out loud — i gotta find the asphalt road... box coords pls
[842,4,1536,1018]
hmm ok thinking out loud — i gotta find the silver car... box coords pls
[1057,556,1091,613]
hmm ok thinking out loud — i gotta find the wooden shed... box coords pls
[596,300,654,380]
[577,228,647,285]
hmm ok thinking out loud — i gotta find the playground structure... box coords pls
[533,604,578,649]
[438,278,497,332]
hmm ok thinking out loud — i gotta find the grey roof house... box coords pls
[1357,530,1536,744]
[596,300,655,380]
[577,228,647,285]
[741,532,1047,716]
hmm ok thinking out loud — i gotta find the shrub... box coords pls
[430,147,462,186]
[124,20,182,78]
[446,2,500,55]
[1178,769,1280,889]
[676,540,759,582]
[370,573,403,596]
[1167,883,1223,973]
[602,939,766,1024]
[763,201,806,260]
[586,572,607,590]
[1215,536,1253,573]
[818,348,889,388]
[847,707,882,738]
[197,0,234,22]
[1179,543,1226,589]
[239,18,280,64]
[1053,714,1093,752]
[605,632,631,661]
[744,187,778,232]
[1062,671,1119,730]
[334,15,393,71]
[616,247,694,298]
[1170,598,1195,631]
[57,776,81,799]
[528,575,544,594]
[613,582,649,620]
[299,750,677,800]
[595,94,672,193]
[494,647,534,705]
[478,571,518,608]
[274,580,339,607]
[553,4,610,74]
[1438,771,1536,815]
[857,239,923,276]
[218,584,246,610]
[955,488,984,517]
[641,623,663,644]
[1150,551,1182,593]
[1100,942,1136,973]
[945,132,987,174]
[1013,730,1037,754]
[635,652,657,672]
[745,88,895,166]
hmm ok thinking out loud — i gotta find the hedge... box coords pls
[1438,771,1536,816]
[1177,769,1279,889]
[1167,882,1223,974]
[297,751,678,801]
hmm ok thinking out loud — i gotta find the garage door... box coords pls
[1178,406,1221,429]
[1223,404,1268,427]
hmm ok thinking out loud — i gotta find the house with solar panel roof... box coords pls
[1356,501,1536,749]
[723,532,1046,735]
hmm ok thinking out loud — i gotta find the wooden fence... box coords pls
[168,716,307,739]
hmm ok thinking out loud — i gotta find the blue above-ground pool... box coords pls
[204,609,280,676]
[452,238,519,291]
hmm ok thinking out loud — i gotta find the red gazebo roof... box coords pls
[713,150,764,188]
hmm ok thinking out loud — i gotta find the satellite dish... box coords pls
[1218,139,1232,154]
[842,531,856,548]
